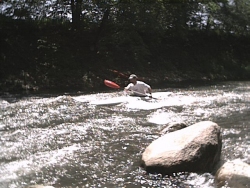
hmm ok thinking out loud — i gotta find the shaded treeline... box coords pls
[0,0,250,93]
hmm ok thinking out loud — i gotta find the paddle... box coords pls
[104,79,157,99]
[104,80,120,89]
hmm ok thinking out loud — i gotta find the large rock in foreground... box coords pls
[215,159,250,187]
[141,121,222,175]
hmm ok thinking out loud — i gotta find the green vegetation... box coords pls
[0,0,250,93]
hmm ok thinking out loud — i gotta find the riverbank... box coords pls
[1,69,249,95]
[2,13,250,96]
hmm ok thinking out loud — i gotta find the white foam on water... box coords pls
[148,110,185,125]
[72,95,93,103]
[0,144,81,182]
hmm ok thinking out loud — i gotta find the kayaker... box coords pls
[124,74,152,97]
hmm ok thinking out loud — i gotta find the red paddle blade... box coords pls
[104,80,120,89]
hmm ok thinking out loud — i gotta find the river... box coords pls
[0,81,249,188]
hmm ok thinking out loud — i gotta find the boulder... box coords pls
[215,159,250,187]
[141,121,222,175]
[160,122,187,135]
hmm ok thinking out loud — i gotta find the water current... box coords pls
[0,81,249,188]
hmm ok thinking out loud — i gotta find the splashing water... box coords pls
[0,81,249,187]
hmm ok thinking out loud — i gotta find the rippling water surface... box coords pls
[0,81,249,188]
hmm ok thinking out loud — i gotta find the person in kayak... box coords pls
[124,74,152,97]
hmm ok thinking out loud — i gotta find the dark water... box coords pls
[0,81,249,188]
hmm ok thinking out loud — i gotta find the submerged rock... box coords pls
[215,159,250,187]
[27,185,55,188]
[141,121,222,175]
[160,122,187,135]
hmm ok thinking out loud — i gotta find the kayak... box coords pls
[89,96,149,106]
[72,92,172,106]
[89,97,127,106]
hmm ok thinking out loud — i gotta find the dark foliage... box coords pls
[0,1,250,93]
